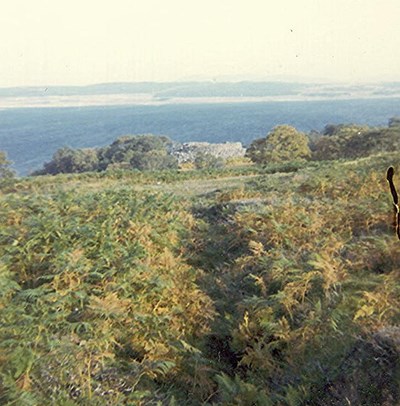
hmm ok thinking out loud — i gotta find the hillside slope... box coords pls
[1,153,400,404]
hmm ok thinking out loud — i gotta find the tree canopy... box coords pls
[98,135,178,171]
[246,125,311,164]
[310,124,400,161]
[34,135,178,175]
[37,147,99,175]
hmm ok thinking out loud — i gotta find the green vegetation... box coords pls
[246,125,311,165]
[245,119,400,166]
[36,147,100,175]
[31,118,400,177]
[1,121,400,404]
[194,152,225,170]
[0,188,214,404]
[33,135,178,175]
[311,121,400,161]
[0,151,15,181]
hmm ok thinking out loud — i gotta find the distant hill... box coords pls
[1,81,400,101]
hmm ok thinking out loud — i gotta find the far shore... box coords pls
[1,92,400,109]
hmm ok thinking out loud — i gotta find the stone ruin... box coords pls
[170,142,246,164]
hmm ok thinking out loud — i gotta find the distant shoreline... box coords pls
[1,93,400,110]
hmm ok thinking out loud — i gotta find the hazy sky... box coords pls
[1,0,400,87]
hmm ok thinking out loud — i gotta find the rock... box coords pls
[170,142,245,164]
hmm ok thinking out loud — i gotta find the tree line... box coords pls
[1,117,400,178]
[30,135,224,176]
[246,117,400,164]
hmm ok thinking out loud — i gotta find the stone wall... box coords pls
[171,142,246,164]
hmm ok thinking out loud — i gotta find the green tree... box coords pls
[0,151,15,179]
[37,147,99,175]
[246,125,311,164]
[129,149,178,171]
[99,134,178,171]
[312,124,373,161]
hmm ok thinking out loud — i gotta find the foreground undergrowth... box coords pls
[1,153,400,404]
[0,189,215,404]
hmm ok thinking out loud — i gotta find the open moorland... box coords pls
[1,139,400,404]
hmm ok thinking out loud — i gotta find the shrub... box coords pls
[246,125,311,165]
[194,152,224,170]
[0,151,15,180]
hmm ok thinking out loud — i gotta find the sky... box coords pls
[1,0,400,87]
